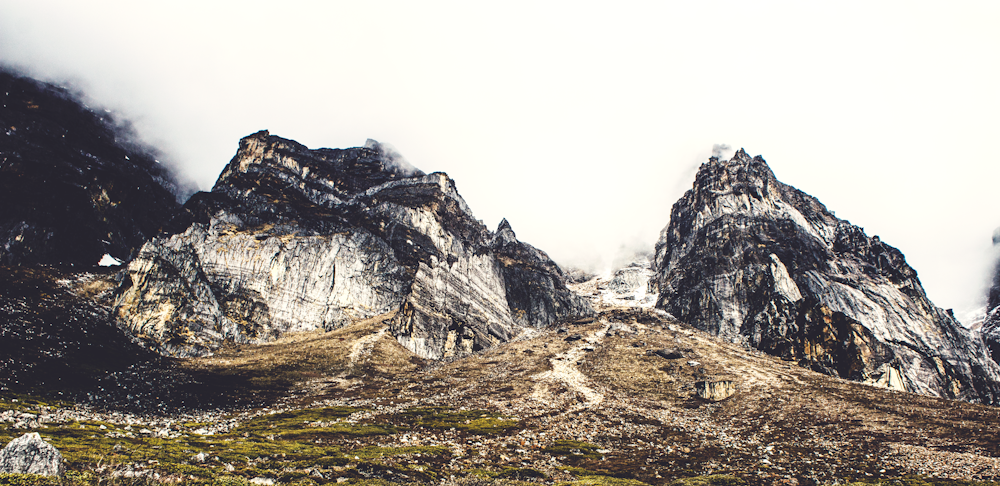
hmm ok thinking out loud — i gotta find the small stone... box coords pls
[650,348,686,359]
[565,334,583,342]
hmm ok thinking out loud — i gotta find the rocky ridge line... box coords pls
[113,131,592,359]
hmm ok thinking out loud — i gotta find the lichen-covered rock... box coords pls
[654,149,1000,403]
[114,131,592,358]
[0,69,181,267]
[0,432,65,476]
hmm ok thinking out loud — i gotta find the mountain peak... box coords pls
[655,151,1000,403]
[115,132,592,359]
[732,147,752,163]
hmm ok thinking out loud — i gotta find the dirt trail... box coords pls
[349,327,387,363]
[531,322,611,410]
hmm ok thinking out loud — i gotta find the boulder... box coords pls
[649,348,687,360]
[0,432,65,476]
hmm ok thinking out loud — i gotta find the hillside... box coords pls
[3,276,1000,486]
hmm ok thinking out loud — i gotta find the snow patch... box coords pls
[98,254,123,266]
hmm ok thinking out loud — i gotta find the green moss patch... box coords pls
[351,445,451,459]
[394,407,519,435]
[556,477,652,486]
[543,440,602,459]
[668,475,747,486]
[0,473,62,486]
[834,478,1000,486]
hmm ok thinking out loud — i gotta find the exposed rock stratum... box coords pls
[654,149,1000,403]
[113,131,592,358]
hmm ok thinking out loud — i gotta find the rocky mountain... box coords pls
[980,229,1000,361]
[654,149,1000,404]
[0,69,182,267]
[112,131,592,359]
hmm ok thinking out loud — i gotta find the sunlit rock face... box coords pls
[654,149,1000,403]
[0,69,181,266]
[980,229,1000,362]
[113,131,592,358]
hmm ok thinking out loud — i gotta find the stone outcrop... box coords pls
[0,69,181,267]
[113,131,592,358]
[694,380,737,401]
[0,432,65,476]
[980,229,1000,362]
[654,149,1000,403]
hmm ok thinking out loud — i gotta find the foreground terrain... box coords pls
[3,273,1000,486]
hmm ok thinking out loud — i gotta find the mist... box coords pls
[2,1,999,323]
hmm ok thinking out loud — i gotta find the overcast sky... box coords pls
[2,1,998,322]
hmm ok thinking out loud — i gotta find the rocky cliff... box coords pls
[113,131,592,358]
[654,149,1000,403]
[980,229,1000,361]
[0,69,181,267]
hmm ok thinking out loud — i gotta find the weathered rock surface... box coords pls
[654,149,1000,403]
[980,229,1000,362]
[113,131,592,358]
[0,69,181,267]
[0,432,65,476]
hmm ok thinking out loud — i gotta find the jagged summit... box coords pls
[114,132,592,358]
[654,150,1000,403]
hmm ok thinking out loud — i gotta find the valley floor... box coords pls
[3,275,1000,486]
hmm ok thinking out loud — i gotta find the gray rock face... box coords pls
[980,229,1000,361]
[654,149,1000,403]
[113,131,592,358]
[0,432,65,476]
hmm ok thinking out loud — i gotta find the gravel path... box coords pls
[531,322,611,410]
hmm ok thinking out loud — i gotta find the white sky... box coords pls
[2,1,998,321]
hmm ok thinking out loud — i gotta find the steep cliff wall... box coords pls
[0,69,181,267]
[654,149,1000,403]
[113,132,592,358]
